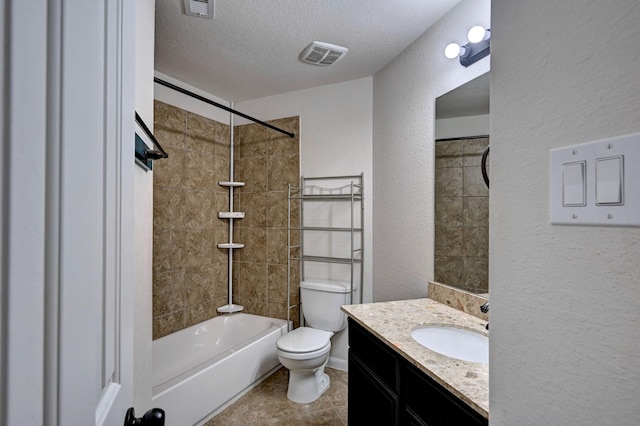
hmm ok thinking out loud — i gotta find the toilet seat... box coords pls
[277,327,332,353]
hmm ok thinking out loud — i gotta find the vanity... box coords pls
[342,296,488,425]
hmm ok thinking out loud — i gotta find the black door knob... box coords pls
[124,407,165,426]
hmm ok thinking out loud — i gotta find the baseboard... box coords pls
[327,356,348,372]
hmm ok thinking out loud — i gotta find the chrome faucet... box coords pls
[480,302,489,330]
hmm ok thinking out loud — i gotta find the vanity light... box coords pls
[444,26,491,67]
[444,43,466,59]
[467,26,491,43]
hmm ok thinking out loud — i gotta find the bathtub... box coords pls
[152,313,289,426]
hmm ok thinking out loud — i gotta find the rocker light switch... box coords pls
[562,161,586,207]
[596,156,623,205]
[550,132,640,226]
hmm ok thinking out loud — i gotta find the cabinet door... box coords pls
[403,363,488,426]
[348,354,399,426]
[348,318,399,392]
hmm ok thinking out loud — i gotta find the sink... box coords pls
[410,325,488,364]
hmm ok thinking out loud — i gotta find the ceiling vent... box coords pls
[183,0,214,19]
[300,41,348,66]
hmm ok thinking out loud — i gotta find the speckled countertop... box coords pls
[342,298,489,418]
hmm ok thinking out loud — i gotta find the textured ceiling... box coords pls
[155,0,461,101]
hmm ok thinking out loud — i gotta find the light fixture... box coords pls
[467,26,490,43]
[444,26,491,67]
[444,43,466,59]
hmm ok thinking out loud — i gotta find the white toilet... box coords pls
[276,279,354,404]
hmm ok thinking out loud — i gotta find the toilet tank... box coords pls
[300,280,357,332]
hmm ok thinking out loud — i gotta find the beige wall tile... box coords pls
[435,167,463,197]
[153,311,184,340]
[155,100,187,132]
[463,197,489,226]
[434,255,464,287]
[434,196,463,226]
[463,166,489,197]
[268,154,299,192]
[236,192,267,228]
[152,269,185,317]
[155,127,187,150]
[463,227,489,259]
[235,156,267,193]
[153,145,185,188]
[184,190,215,229]
[462,138,489,167]
[435,140,463,168]
[153,229,185,273]
[153,187,185,230]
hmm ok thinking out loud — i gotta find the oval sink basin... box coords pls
[411,326,488,364]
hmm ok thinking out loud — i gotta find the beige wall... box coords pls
[434,137,489,293]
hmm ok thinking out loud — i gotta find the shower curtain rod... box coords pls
[154,77,295,138]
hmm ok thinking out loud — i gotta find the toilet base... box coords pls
[286,367,330,404]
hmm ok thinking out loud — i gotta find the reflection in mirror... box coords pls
[434,73,490,295]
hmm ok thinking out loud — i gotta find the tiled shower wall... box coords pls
[434,137,489,294]
[152,101,230,339]
[233,118,300,327]
[152,100,300,339]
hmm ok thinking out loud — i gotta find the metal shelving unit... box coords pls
[286,174,364,330]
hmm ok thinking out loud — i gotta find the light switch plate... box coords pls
[550,132,640,226]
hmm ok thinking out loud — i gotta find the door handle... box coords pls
[124,407,165,426]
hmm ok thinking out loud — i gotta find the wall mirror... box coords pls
[434,72,490,295]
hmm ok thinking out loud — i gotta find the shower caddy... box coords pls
[217,103,245,313]
[286,174,364,330]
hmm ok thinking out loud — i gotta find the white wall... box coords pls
[155,71,232,123]
[490,0,640,424]
[372,0,490,302]
[237,77,373,370]
[435,114,490,140]
[133,0,155,413]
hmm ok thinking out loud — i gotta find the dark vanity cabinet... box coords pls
[348,318,488,426]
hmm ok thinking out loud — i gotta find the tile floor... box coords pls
[204,367,348,425]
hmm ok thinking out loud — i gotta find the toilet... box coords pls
[276,279,354,404]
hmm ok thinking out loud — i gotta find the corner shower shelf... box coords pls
[218,212,245,219]
[217,304,244,314]
[218,181,245,187]
[217,243,245,249]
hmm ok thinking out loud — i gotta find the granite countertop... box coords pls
[342,298,489,418]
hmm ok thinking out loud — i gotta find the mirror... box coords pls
[434,73,490,295]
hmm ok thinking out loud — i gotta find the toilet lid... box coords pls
[277,327,332,353]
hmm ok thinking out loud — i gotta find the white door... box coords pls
[1,1,139,425]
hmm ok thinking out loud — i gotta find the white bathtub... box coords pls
[152,313,289,426]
